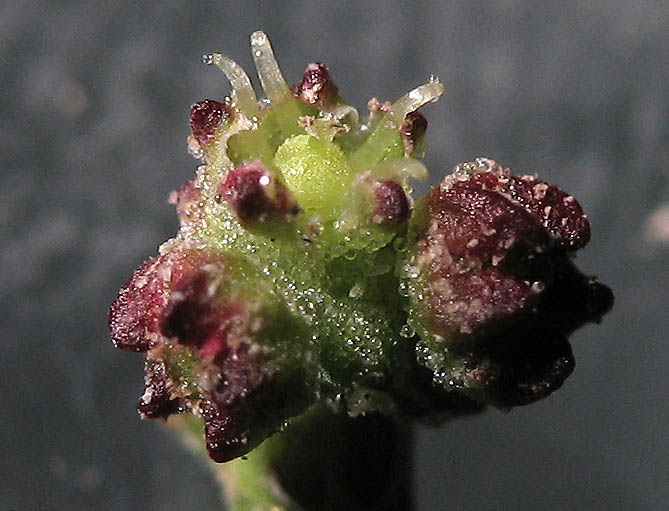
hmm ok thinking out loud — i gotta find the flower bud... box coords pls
[406,159,558,341]
[373,180,410,225]
[217,159,299,226]
[110,248,316,461]
[293,62,339,108]
[401,111,427,156]
[189,99,231,148]
[440,258,612,407]
[354,172,410,226]
[405,158,612,403]
[109,250,219,353]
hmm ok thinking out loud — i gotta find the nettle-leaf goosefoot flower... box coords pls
[404,158,612,405]
[109,31,612,465]
[110,249,315,461]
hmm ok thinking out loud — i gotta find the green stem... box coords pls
[175,405,413,510]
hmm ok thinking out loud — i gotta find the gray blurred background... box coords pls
[1,1,667,510]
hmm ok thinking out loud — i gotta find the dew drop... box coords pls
[399,324,415,338]
[398,281,409,297]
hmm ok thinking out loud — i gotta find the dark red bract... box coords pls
[407,160,612,405]
[401,111,427,155]
[468,167,590,249]
[218,160,298,225]
[460,257,612,406]
[373,180,410,224]
[470,327,576,406]
[201,400,247,463]
[137,357,181,419]
[109,258,168,353]
[293,62,339,108]
[109,250,220,352]
[189,99,230,147]
[110,246,315,463]
[411,159,594,341]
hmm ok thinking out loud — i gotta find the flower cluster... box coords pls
[110,32,612,462]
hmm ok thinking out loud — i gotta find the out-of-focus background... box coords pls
[2,1,667,509]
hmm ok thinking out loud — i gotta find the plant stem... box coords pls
[175,404,414,510]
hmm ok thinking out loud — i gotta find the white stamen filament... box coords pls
[373,158,429,182]
[332,105,360,125]
[386,82,445,128]
[250,30,291,103]
[390,158,429,181]
[207,53,259,115]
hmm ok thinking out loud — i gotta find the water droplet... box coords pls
[399,324,415,338]
[398,281,409,297]
[407,267,419,279]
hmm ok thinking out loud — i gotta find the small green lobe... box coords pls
[274,134,354,218]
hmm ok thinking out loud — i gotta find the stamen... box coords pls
[374,158,429,182]
[204,53,259,115]
[250,31,290,103]
[385,82,444,128]
[332,105,359,125]
[350,81,444,172]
